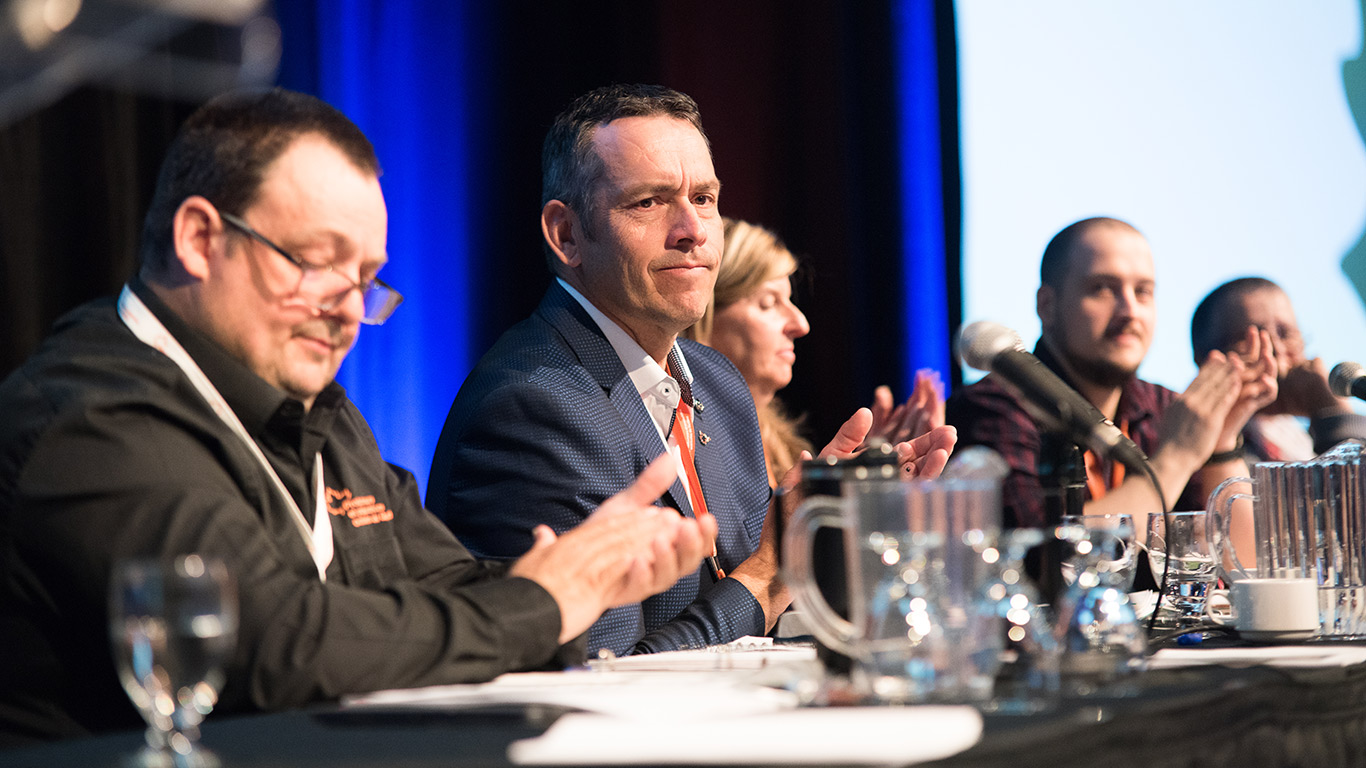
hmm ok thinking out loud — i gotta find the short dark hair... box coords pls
[540,84,708,269]
[1039,216,1141,289]
[1191,276,1280,361]
[139,88,379,275]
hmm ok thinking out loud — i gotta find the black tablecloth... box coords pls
[9,654,1366,768]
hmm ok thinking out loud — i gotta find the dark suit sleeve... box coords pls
[13,404,575,716]
[433,378,765,655]
[626,578,765,654]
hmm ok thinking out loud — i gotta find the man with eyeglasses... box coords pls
[1191,277,1366,462]
[0,88,715,746]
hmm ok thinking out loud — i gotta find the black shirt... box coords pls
[0,281,581,747]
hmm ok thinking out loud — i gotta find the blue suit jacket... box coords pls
[426,283,772,656]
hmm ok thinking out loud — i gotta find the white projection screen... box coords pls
[955,1,1366,393]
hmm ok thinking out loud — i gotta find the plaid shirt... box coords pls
[946,341,1179,528]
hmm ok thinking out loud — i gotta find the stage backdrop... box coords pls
[275,0,956,495]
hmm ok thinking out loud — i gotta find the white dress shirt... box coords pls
[557,278,699,508]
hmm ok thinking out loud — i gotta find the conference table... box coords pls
[8,639,1366,768]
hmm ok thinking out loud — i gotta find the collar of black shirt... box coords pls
[128,276,346,453]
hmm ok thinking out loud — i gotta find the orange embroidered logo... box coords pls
[326,487,394,528]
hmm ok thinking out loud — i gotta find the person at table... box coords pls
[425,84,957,658]
[681,216,946,487]
[0,88,717,747]
[1191,276,1366,462]
[945,216,1277,537]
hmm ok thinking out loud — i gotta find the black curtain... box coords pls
[0,89,195,375]
[1,0,958,446]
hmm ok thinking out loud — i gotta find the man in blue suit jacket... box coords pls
[427,84,955,656]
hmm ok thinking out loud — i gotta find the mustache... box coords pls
[1102,321,1143,339]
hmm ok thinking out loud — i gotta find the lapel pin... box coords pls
[699,432,711,445]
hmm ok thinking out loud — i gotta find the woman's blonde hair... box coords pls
[685,217,811,485]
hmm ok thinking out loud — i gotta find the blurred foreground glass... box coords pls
[1059,513,1138,592]
[1056,520,1146,679]
[785,471,1003,704]
[1146,510,1217,634]
[111,556,238,768]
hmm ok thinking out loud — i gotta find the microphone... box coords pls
[957,321,1150,474]
[1330,361,1366,401]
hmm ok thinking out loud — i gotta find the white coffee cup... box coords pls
[1206,577,1318,642]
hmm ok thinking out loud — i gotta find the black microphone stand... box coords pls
[1035,432,1086,608]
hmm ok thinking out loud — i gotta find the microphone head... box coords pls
[957,321,1026,371]
[1330,361,1365,398]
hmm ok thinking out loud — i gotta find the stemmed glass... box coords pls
[1055,519,1147,679]
[110,555,237,768]
[1060,513,1138,591]
[972,527,1060,711]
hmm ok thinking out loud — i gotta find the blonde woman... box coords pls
[685,217,944,486]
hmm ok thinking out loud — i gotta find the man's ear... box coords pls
[170,196,221,281]
[541,200,581,269]
[1036,284,1055,334]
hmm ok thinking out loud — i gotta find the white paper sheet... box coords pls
[343,670,801,722]
[1148,644,1366,669]
[507,706,984,766]
[587,637,817,671]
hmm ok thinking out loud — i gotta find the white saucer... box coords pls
[1238,627,1317,643]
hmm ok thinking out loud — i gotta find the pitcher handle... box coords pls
[1207,476,1253,581]
[782,495,860,656]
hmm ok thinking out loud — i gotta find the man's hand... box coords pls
[1154,341,1269,478]
[1265,357,1350,418]
[1216,327,1279,449]
[727,477,800,631]
[508,455,716,644]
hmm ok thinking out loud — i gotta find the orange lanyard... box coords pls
[1082,417,1129,500]
[670,400,723,576]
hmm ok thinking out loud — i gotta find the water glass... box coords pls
[1059,513,1138,592]
[1055,521,1146,679]
[785,477,1002,703]
[110,555,237,768]
[1146,511,1218,634]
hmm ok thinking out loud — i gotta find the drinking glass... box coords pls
[974,527,1060,711]
[110,555,237,768]
[1059,513,1138,592]
[1146,511,1218,634]
[1055,520,1146,679]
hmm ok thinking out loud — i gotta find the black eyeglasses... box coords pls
[218,210,403,325]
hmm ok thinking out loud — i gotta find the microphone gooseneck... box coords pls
[956,321,1151,475]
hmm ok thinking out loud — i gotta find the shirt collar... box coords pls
[129,276,345,438]
[556,277,691,400]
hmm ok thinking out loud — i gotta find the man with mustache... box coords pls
[947,217,1276,536]
[427,84,957,657]
[0,88,716,746]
